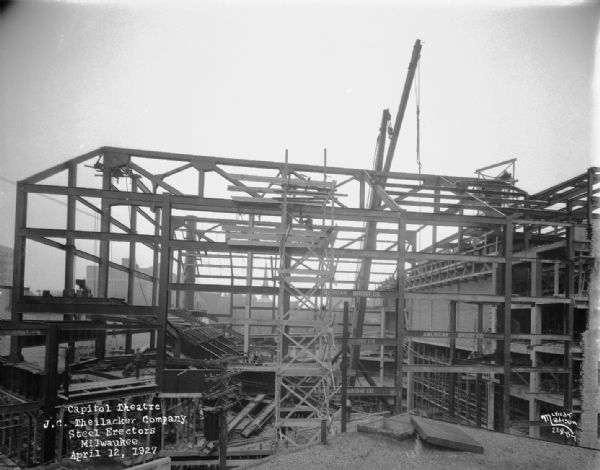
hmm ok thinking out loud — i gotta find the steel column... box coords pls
[394,218,406,414]
[9,182,27,360]
[502,217,513,433]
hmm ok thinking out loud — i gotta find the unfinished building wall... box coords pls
[579,219,600,449]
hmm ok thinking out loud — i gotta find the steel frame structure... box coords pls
[5,147,599,453]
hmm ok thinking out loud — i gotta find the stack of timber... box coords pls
[227,394,276,439]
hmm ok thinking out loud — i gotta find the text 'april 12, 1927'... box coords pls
[43,400,189,462]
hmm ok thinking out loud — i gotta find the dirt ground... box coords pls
[243,424,600,470]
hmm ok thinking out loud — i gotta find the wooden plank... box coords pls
[241,401,275,438]
[227,394,266,433]
[410,416,484,453]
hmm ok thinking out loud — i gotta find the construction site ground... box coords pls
[243,422,600,470]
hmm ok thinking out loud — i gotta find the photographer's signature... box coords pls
[540,411,577,441]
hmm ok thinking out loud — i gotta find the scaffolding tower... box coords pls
[223,164,339,446]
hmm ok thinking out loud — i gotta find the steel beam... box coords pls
[502,217,513,433]
[156,201,172,389]
[394,218,406,414]
[9,181,27,360]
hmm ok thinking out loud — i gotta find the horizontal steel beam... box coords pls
[24,183,567,227]
[15,302,160,316]
[22,227,160,244]
[401,365,569,373]
[0,402,42,414]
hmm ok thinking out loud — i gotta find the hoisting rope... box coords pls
[415,59,422,175]
[415,58,423,253]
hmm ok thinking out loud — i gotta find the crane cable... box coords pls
[416,59,422,175]
[415,58,423,252]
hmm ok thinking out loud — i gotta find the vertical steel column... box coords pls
[487,375,495,431]
[155,199,172,389]
[41,324,59,463]
[394,218,406,414]
[64,162,77,292]
[175,251,182,309]
[431,179,440,252]
[529,255,542,438]
[476,303,483,427]
[380,308,386,384]
[564,225,575,410]
[219,409,227,470]
[502,218,513,433]
[587,168,594,238]
[359,175,365,209]
[198,169,205,197]
[277,156,292,360]
[10,182,27,360]
[244,215,255,355]
[449,301,457,417]
[97,170,111,297]
[125,176,138,353]
[183,219,196,311]
[274,163,288,444]
[95,170,111,359]
[341,302,349,432]
[63,163,79,359]
[406,338,414,412]
[151,203,161,307]
[126,177,138,303]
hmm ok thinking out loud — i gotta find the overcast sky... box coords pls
[0,0,598,290]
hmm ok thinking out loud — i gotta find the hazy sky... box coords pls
[0,0,598,290]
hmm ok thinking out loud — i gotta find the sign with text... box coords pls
[346,386,396,396]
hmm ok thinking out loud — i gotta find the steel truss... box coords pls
[5,147,599,461]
